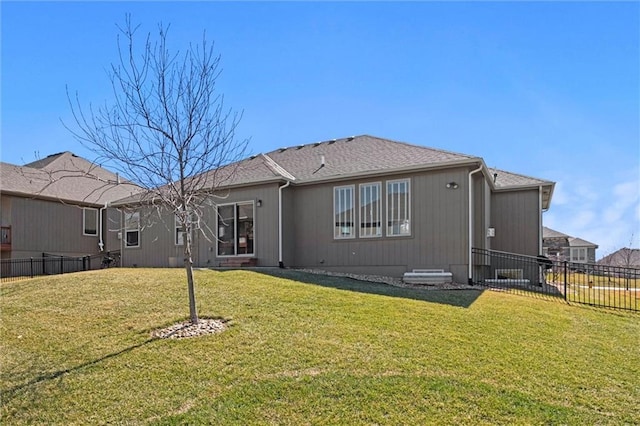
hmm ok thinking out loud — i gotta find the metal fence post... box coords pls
[30,257,34,278]
[563,261,568,301]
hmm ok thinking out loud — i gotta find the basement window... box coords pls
[83,208,98,236]
[124,211,140,248]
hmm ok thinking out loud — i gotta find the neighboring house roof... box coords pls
[568,237,598,248]
[598,248,640,268]
[543,226,570,239]
[542,227,598,248]
[0,152,142,206]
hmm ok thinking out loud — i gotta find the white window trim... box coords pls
[386,178,411,237]
[174,213,193,246]
[124,211,140,248]
[359,182,382,238]
[175,214,184,246]
[83,207,98,236]
[333,185,356,240]
[570,247,587,263]
[216,201,256,257]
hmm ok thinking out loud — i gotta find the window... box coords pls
[83,208,98,236]
[217,202,254,256]
[359,183,382,238]
[175,214,185,246]
[124,211,140,248]
[334,185,355,239]
[571,248,586,263]
[387,179,411,236]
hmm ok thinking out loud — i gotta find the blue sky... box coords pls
[2,1,639,255]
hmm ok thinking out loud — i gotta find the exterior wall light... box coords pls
[257,199,262,207]
[446,182,459,189]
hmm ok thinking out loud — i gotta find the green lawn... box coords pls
[1,268,638,425]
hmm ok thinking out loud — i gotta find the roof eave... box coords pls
[0,189,105,207]
[292,158,483,186]
[109,177,289,207]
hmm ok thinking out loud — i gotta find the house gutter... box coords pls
[278,180,291,268]
[468,165,484,285]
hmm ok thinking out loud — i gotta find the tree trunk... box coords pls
[184,231,198,324]
[185,261,198,324]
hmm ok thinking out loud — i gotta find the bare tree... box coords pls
[601,234,639,290]
[66,16,248,324]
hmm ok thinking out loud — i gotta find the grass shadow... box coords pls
[2,337,158,406]
[250,268,484,309]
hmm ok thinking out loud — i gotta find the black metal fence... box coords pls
[1,251,121,282]
[472,248,639,312]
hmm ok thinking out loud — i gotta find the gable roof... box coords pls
[543,226,570,239]
[113,134,554,207]
[598,248,640,268]
[1,152,142,206]
[25,136,554,209]
[265,135,478,183]
[490,168,553,189]
[568,237,598,248]
[200,134,553,188]
[543,227,598,248]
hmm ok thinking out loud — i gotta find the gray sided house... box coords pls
[114,135,555,284]
[0,152,141,260]
[542,227,598,264]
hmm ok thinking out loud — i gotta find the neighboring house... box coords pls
[0,152,141,260]
[542,226,598,263]
[113,135,555,284]
[598,248,640,269]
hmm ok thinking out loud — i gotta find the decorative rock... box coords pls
[151,318,227,340]
[295,269,475,290]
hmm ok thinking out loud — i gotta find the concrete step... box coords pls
[219,258,257,268]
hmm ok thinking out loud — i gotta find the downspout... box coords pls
[278,180,291,268]
[468,165,484,284]
[98,202,108,252]
[539,185,545,255]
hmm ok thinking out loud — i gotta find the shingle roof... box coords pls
[187,135,481,191]
[568,237,598,248]
[265,135,478,182]
[543,227,598,248]
[1,152,142,205]
[14,136,555,208]
[598,248,640,267]
[543,226,570,239]
[490,168,552,189]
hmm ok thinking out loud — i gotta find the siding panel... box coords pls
[491,189,540,255]
[291,168,471,281]
[120,183,281,268]
[10,196,101,257]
